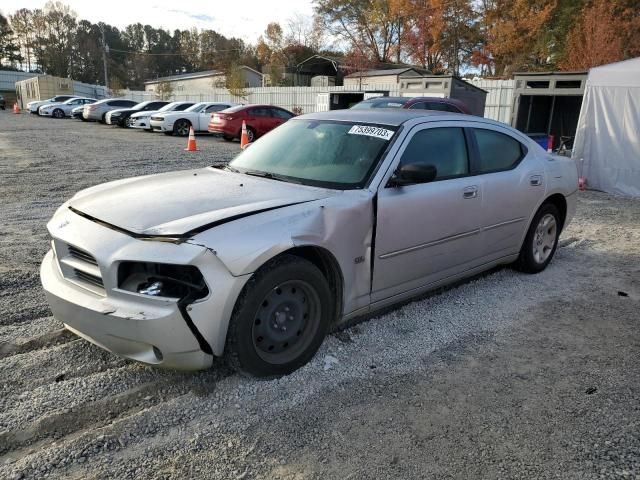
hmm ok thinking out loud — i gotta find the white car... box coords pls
[129,101,194,130]
[27,95,80,115]
[149,102,240,136]
[38,97,97,118]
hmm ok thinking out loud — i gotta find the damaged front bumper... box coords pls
[40,206,251,370]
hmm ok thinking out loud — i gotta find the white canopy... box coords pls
[572,57,640,197]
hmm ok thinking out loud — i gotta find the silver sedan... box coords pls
[41,110,578,377]
[39,97,97,118]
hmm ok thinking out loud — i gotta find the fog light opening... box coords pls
[153,346,163,361]
[137,280,164,296]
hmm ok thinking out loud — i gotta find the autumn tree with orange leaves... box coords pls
[559,0,638,70]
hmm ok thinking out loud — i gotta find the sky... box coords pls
[0,0,315,43]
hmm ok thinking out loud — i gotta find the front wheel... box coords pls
[53,108,64,119]
[225,255,333,378]
[514,203,561,273]
[173,119,191,136]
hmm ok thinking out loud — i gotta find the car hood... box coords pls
[40,102,64,110]
[68,167,338,237]
[131,110,157,118]
[108,108,130,116]
[158,111,196,120]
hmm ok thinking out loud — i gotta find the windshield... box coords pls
[131,101,152,111]
[351,98,409,109]
[158,102,181,112]
[228,120,397,189]
[185,103,208,113]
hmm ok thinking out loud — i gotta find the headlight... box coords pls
[118,262,209,300]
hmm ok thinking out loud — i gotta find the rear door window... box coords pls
[205,104,229,113]
[271,108,294,119]
[473,128,525,173]
[248,107,271,117]
[398,127,469,181]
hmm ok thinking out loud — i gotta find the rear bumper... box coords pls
[208,123,235,136]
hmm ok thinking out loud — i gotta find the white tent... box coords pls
[572,57,640,197]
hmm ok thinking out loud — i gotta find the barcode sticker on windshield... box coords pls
[348,125,394,140]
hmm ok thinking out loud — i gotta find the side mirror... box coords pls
[389,164,437,187]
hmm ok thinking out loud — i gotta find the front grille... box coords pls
[68,245,98,265]
[56,242,105,294]
[73,268,104,288]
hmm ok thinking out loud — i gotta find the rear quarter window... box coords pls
[473,128,526,173]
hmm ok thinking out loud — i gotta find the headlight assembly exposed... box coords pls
[118,262,209,300]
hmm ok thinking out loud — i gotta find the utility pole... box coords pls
[101,26,109,91]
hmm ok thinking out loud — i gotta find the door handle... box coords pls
[530,175,543,186]
[463,186,478,199]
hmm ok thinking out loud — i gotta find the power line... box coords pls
[108,47,245,56]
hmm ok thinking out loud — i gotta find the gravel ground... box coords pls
[0,111,639,480]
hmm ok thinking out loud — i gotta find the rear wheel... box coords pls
[173,119,191,136]
[52,108,64,119]
[514,203,561,273]
[225,254,333,378]
[246,126,256,142]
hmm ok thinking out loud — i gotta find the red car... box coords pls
[351,96,471,114]
[209,104,295,142]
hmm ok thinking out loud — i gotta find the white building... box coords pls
[144,67,263,94]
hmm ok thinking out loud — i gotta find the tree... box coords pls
[109,75,124,96]
[477,0,557,76]
[558,0,627,69]
[155,81,174,100]
[10,8,37,71]
[400,0,444,71]
[225,64,248,98]
[314,0,405,62]
[0,14,22,68]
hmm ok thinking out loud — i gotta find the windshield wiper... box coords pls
[224,165,241,173]
[242,170,300,184]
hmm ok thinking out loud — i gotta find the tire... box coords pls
[173,119,191,136]
[246,126,256,143]
[514,203,561,273]
[222,134,234,142]
[52,108,64,119]
[100,112,107,123]
[225,254,333,378]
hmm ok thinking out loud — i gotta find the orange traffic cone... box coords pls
[240,121,249,149]
[13,103,20,114]
[184,126,197,151]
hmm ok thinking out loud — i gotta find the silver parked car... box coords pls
[38,97,97,118]
[27,95,80,114]
[41,110,578,377]
[83,98,137,122]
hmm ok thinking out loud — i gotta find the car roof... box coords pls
[297,109,452,126]
[359,96,410,103]
[296,109,513,130]
[238,104,290,110]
